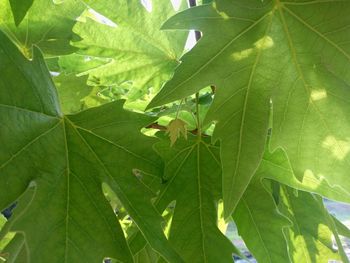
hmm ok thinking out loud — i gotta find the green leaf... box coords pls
[154,136,238,262]
[53,74,93,114]
[65,0,187,99]
[279,187,345,263]
[148,1,274,217]
[134,244,160,263]
[1,234,26,263]
[9,0,34,26]
[0,31,183,263]
[233,175,291,263]
[148,0,350,216]
[0,0,86,57]
[258,141,350,203]
[333,216,350,238]
[237,139,349,262]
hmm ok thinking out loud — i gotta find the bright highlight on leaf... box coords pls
[60,0,188,104]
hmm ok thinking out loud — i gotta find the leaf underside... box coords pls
[0,31,182,263]
[148,0,350,217]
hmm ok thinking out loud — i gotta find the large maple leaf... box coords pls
[148,0,350,217]
[0,31,183,263]
[60,0,187,96]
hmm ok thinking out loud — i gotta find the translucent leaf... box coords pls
[148,0,350,217]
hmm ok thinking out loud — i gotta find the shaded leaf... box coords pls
[0,31,183,263]
[234,175,291,263]
[249,133,349,262]
[9,0,34,26]
[154,136,237,262]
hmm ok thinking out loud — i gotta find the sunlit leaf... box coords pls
[148,0,350,217]
[62,0,188,103]
[0,0,86,57]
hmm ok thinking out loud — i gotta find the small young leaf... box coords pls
[166,119,188,146]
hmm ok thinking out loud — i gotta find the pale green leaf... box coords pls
[279,187,345,263]
[53,74,93,114]
[240,139,349,262]
[166,119,188,146]
[333,216,350,238]
[258,135,350,262]
[64,0,187,101]
[258,142,350,203]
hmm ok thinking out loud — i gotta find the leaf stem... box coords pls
[188,0,202,135]
[175,99,184,119]
[195,92,201,135]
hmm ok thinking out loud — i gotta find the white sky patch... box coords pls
[50,71,60,77]
[141,0,182,12]
[88,9,117,27]
[171,0,182,11]
[185,30,197,51]
[141,0,152,12]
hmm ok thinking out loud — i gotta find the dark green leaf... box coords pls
[154,136,238,262]
[0,31,182,263]
[9,0,34,26]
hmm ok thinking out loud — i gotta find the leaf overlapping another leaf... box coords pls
[154,136,238,262]
[0,31,183,263]
[8,0,34,26]
[59,0,188,103]
[235,139,350,263]
[148,0,350,217]
[0,0,86,57]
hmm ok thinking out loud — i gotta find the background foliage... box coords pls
[1,0,350,262]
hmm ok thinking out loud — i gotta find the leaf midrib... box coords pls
[152,11,272,105]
